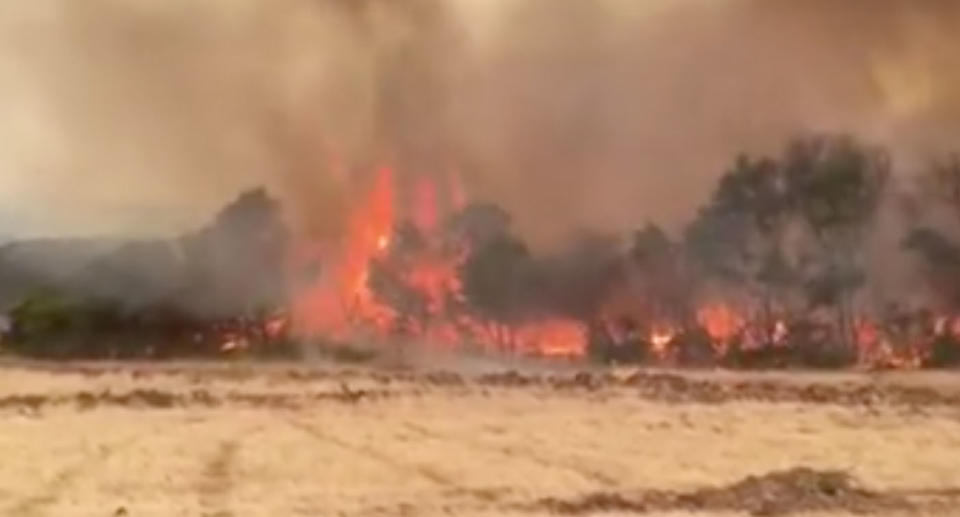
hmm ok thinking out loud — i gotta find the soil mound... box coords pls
[537,467,913,516]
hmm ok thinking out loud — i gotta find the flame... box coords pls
[287,164,587,359]
[772,319,788,344]
[697,303,745,345]
[264,314,289,340]
[514,319,588,358]
[292,166,396,338]
[283,160,953,369]
[856,317,925,370]
[649,326,677,358]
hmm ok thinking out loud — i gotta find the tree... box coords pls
[903,228,960,306]
[443,202,512,253]
[460,232,538,350]
[598,224,697,363]
[538,231,624,322]
[367,221,432,333]
[631,224,696,323]
[6,290,131,358]
[924,153,960,218]
[784,136,889,351]
[686,135,888,359]
[184,188,290,318]
[902,153,960,310]
[685,154,796,347]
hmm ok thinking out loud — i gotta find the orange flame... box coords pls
[697,304,745,345]
[515,319,588,358]
[288,164,588,359]
[292,166,396,338]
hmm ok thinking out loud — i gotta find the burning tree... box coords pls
[685,153,796,352]
[900,153,960,366]
[5,132,955,368]
[189,187,290,316]
[785,136,890,357]
[629,224,695,327]
[684,136,889,367]
[904,153,960,307]
[534,231,628,361]
[458,217,538,352]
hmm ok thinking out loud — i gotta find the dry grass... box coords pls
[0,362,958,516]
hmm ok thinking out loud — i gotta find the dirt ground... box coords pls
[1,361,959,516]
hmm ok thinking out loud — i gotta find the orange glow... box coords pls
[413,176,439,234]
[286,163,588,359]
[282,161,948,369]
[856,318,925,369]
[649,326,677,359]
[697,304,745,344]
[514,319,588,358]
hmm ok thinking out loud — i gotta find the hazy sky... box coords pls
[0,0,958,244]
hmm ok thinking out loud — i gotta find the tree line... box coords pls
[4,134,960,366]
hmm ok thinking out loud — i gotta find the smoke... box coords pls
[1,0,960,245]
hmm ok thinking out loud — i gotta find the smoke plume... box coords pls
[1,0,959,245]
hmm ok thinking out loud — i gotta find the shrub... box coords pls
[927,335,960,368]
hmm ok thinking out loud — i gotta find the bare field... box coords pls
[1,362,960,516]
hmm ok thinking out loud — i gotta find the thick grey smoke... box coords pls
[1,0,959,245]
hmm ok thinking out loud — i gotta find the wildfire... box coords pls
[697,303,745,351]
[279,161,957,369]
[515,319,588,358]
[649,327,677,358]
[288,163,588,359]
[291,166,396,339]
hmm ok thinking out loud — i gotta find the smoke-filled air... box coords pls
[3,0,960,368]
[9,5,960,515]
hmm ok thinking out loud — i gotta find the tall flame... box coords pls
[292,166,396,338]
[289,164,587,358]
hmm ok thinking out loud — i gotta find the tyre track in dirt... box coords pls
[6,435,141,517]
[401,422,621,488]
[283,416,464,491]
[194,425,264,517]
[196,440,240,517]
